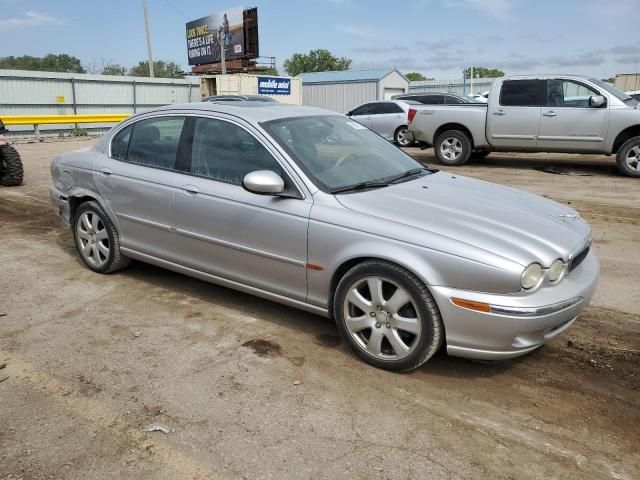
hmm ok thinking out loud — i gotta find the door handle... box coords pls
[100,168,112,176]
[492,110,506,116]
[542,111,557,117]
[181,185,199,196]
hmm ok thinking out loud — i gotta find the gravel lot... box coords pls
[1,138,638,480]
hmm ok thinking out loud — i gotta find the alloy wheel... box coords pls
[626,145,640,172]
[76,211,110,268]
[397,128,411,146]
[342,276,421,360]
[440,137,463,161]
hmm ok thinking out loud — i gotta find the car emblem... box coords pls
[547,212,579,222]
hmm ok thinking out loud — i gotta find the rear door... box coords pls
[537,79,608,152]
[93,115,186,258]
[369,102,405,140]
[487,79,543,150]
[348,103,375,129]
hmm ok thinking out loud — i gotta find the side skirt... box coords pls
[120,247,330,318]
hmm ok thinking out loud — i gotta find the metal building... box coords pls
[300,68,409,113]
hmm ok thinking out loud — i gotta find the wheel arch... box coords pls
[434,123,475,149]
[68,189,116,226]
[612,125,640,154]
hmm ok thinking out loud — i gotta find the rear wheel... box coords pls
[333,260,444,372]
[0,144,24,186]
[434,130,472,166]
[616,136,640,177]
[394,126,413,147]
[73,201,131,273]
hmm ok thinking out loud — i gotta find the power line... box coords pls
[160,0,189,19]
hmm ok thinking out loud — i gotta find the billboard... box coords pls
[186,7,244,66]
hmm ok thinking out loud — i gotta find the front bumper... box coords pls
[50,187,71,226]
[430,250,599,360]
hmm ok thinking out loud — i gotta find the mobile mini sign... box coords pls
[258,77,291,95]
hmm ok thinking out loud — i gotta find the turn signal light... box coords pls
[451,298,491,313]
[407,108,417,124]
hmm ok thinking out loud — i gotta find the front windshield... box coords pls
[261,116,429,192]
[589,78,632,102]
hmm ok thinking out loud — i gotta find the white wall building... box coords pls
[300,68,409,113]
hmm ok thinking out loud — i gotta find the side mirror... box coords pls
[242,170,285,195]
[589,95,606,108]
[346,111,353,116]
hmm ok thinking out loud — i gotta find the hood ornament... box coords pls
[548,212,579,222]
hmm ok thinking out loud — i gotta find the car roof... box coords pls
[134,101,339,123]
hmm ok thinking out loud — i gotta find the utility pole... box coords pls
[143,0,155,78]
[219,28,227,75]
[470,66,474,95]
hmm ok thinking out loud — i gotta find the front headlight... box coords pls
[521,263,543,289]
[548,259,568,283]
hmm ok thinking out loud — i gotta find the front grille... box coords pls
[569,246,589,272]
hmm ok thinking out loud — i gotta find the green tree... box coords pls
[129,60,183,78]
[405,72,426,81]
[283,49,352,77]
[464,67,504,78]
[601,77,615,83]
[0,54,86,73]
[101,64,127,76]
[259,67,280,76]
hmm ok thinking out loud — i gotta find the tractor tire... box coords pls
[0,144,24,187]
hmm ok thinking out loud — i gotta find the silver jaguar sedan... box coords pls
[50,102,599,372]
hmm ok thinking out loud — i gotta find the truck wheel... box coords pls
[434,130,472,166]
[616,136,640,177]
[0,144,24,187]
[394,126,413,147]
[471,148,491,159]
[73,201,131,274]
[333,260,444,372]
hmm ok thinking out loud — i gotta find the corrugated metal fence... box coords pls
[409,78,494,95]
[0,69,200,134]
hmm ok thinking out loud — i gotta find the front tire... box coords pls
[333,260,444,372]
[0,144,24,187]
[394,126,413,147]
[73,201,131,273]
[434,130,472,166]
[616,136,640,177]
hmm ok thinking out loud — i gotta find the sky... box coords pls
[1,0,639,80]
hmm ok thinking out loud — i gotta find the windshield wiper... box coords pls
[330,180,390,194]
[385,167,428,184]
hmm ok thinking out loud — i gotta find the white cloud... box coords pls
[0,11,65,29]
[334,24,374,38]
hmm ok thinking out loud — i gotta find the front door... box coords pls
[537,79,608,152]
[487,79,543,150]
[166,116,312,301]
[93,115,185,258]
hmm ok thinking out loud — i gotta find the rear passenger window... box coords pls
[111,125,132,161]
[125,117,185,169]
[500,80,543,107]
[190,118,281,185]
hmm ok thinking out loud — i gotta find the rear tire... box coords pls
[0,144,24,186]
[333,260,444,372]
[616,136,640,177]
[394,126,413,147]
[73,201,131,274]
[434,130,472,166]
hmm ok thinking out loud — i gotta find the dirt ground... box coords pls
[1,138,638,480]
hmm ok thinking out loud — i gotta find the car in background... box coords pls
[392,92,477,104]
[346,100,420,146]
[203,95,278,103]
[627,90,640,101]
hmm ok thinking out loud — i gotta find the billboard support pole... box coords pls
[143,0,155,78]
[219,29,227,75]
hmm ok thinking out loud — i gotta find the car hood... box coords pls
[335,172,590,267]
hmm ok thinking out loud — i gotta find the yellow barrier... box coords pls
[1,114,130,126]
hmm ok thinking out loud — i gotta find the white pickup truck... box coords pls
[407,75,640,177]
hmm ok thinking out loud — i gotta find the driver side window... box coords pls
[190,117,281,185]
[547,80,598,108]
